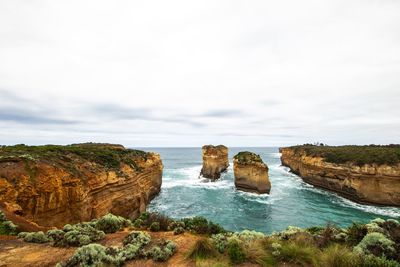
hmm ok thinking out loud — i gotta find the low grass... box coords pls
[288,144,400,166]
[187,238,217,260]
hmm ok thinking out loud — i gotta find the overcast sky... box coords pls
[0,0,399,147]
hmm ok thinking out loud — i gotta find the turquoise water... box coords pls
[144,147,400,233]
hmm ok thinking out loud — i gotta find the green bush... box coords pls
[149,222,160,232]
[133,218,143,228]
[123,231,151,247]
[354,232,396,258]
[94,213,131,233]
[20,231,50,243]
[273,242,317,266]
[0,211,18,235]
[173,226,185,235]
[182,216,225,235]
[187,238,216,259]
[211,233,228,253]
[118,244,141,261]
[346,222,368,246]
[227,238,246,264]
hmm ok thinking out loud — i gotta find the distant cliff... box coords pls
[200,145,229,180]
[0,143,163,227]
[280,145,400,206]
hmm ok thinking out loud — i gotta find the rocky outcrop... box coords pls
[0,143,163,228]
[280,147,400,206]
[233,152,271,194]
[200,145,229,180]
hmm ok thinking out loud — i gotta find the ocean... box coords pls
[141,147,400,233]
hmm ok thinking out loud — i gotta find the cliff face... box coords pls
[0,143,163,228]
[200,145,229,180]
[233,152,271,194]
[280,147,400,206]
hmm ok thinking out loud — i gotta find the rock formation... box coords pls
[280,146,400,206]
[233,152,271,194]
[200,145,229,180]
[0,143,163,228]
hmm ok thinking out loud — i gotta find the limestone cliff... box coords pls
[233,152,271,194]
[280,146,400,206]
[0,143,163,228]
[200,145,229,180]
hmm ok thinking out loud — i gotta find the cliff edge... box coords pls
[0,143,163,228]
[280,145,400,206]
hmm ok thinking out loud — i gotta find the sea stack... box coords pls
[200,145,229,180]
[233,151,271,194]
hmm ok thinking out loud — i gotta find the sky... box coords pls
[0,0,399,147]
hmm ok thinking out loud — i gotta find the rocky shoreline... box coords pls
[280,146,400,207]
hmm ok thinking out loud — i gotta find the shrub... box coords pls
[20,231,50,243]
[143,213,173,231]
[276,226,305,240]
[118,244,141,261]
[354,232,396,258]
[123,231,151,247]
[274,242,317,266]
[361,255,400,267]
[62,244,123,267]
[317,223,340,248]
[211,233,229,253]
[187,238,216,259]
[59,224,105,247]
[132,219,143,228]
[0,211,18,235]
[173,226,184,235]
[319,244,361,267]
[306,226,325,235]
[182,216,225,235]
[227,238,246,264]
[94,213,131,233]
[149,222,160,232]
[347,222,368,246]
[147,240,177,262]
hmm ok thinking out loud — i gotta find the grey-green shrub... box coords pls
[173,226,184,235]
[94,213,131,233]
[20,231,50,243]
[361,255,400,267]
[227,237,246,264]
[354,232,395,258]
[63,244,123,267]
[147,240,177,262]
[123,231,151,247]
[133,218,143,228]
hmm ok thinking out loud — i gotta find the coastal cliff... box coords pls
[233,152,271,194]
[280,145,400,206]
[200,145,229,180]
[0,143,163,228]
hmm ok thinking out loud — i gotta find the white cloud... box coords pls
[0,0,399,147]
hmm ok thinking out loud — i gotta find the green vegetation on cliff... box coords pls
[288,144,400,166]
[234,151,264,165]
[0,143,149,172]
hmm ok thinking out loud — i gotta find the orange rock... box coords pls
[200,145,229,180]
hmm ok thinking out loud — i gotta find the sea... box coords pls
[137,147,400,234]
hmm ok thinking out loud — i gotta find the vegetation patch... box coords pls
[0,211,18,235]
[288,144,400,166]
[234,151,264,165]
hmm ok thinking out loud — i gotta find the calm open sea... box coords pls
[137,147,400,233]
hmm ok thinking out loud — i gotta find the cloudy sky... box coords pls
[0,0,399,147]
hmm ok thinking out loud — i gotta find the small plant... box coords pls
[361,255,400,267]
[173,226,184,235]
[133,218,143,228]
[211,233,229,253]
[19,231,50,243]
[227,238,246,264]
[274,242,317,266]
[147,240,177,262]
[149,222,160,232]
[182,216,225,235]
[346,222,368,246]
[187,238,216,259]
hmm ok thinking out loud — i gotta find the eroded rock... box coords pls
[233,152,271,194]
[200,145,229,180]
